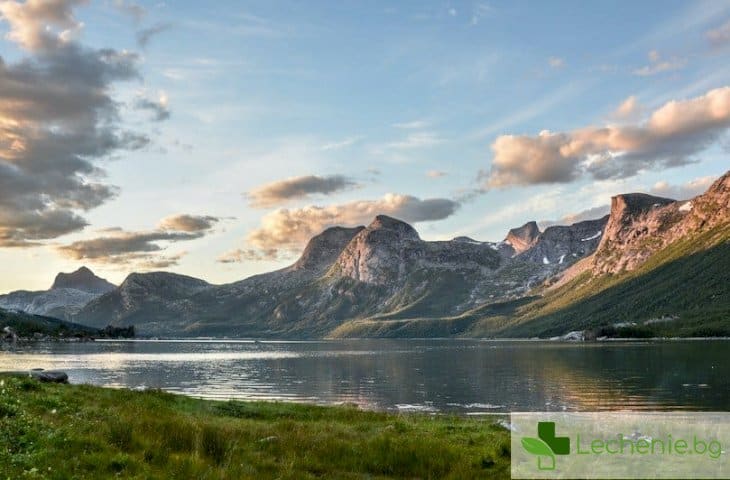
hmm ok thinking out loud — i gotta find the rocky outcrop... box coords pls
[590,172,730,274]
[504,221,540,254]
[291,226,364,274]
[332,215,422,285]
[51,266,115,294]
[517,216,609,265]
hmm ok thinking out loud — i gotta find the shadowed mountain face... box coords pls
[72,214,606,337]
[0,267,115,320]
[51,267,116,294]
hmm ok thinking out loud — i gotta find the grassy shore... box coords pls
[0,375,511,479]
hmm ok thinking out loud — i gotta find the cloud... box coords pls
[426,170,447,178]
[539,205,610,229]
[58,213,218,267]
[385,131,444,150]
[240,194,460,258]
[548,57,565,68]
[136,22,172,48]
[0,0,150,247]
[113,0,145,23]
[134,92,170,121]
[248,175,358,208]
[320,136,362,151]
[158,214,220,232]
[483,86,730,187]
[471,2,491,25]
[633,50,686,76]
[58,230,201,261]
[611,95,642,120]
[707,20,730,46]
[393,119,429,129]
[217,247,280,263]
[0,0,87,52]
[649,176,716,200]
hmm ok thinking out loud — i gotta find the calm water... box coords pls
[1,339,728,413]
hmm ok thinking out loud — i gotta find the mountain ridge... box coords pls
[6,171,727,339]
[0,267,115,320]
[72,208,611,336]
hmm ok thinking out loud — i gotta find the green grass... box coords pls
[0,375,511,479]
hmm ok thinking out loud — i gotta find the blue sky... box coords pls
[0,0,729,291]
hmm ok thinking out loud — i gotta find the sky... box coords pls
[1,0,729,292]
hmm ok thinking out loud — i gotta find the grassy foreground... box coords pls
[0,375,510,479]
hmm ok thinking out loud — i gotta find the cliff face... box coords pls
[332,215,422,285]
[590,172,730,274]
[291,226,365,274]
[517,217,609,265]
[504,221,540,254]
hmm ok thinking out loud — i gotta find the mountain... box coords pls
[504,221,540,254]
[73,214,604,337]
[70,169,730,339]
[465,171,730,338]
[76,272,213,335]
[51,266,115,294]
[0,307,99,338]
[0,267,115,320]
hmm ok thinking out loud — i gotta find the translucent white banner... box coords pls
[511,412,729,479]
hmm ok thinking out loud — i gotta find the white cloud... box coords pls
[650,176,716,200]
[611,95,642,120]
[483,86,730,187]
[0,0,87,51]
[385,131,444,150]
[320,136,362,151]
[242,194,460,255]
[393,119,430,129]
[548,56,565,68]
[633,50,686,76]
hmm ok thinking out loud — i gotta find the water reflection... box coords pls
[1,339,728,413]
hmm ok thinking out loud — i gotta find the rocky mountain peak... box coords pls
[368,215,420,240]
[517,216,609,266]
[292,226,365,273]
[609,193,675,222]
[707,170,730,195]
[504,221,540,253]
[452,236,480,243]
[119,272,210,295]
[332,216,422,284]
[51,267,115,294]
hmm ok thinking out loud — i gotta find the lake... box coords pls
[1,339,727,413]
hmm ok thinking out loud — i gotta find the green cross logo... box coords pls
[521,422,571,470]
